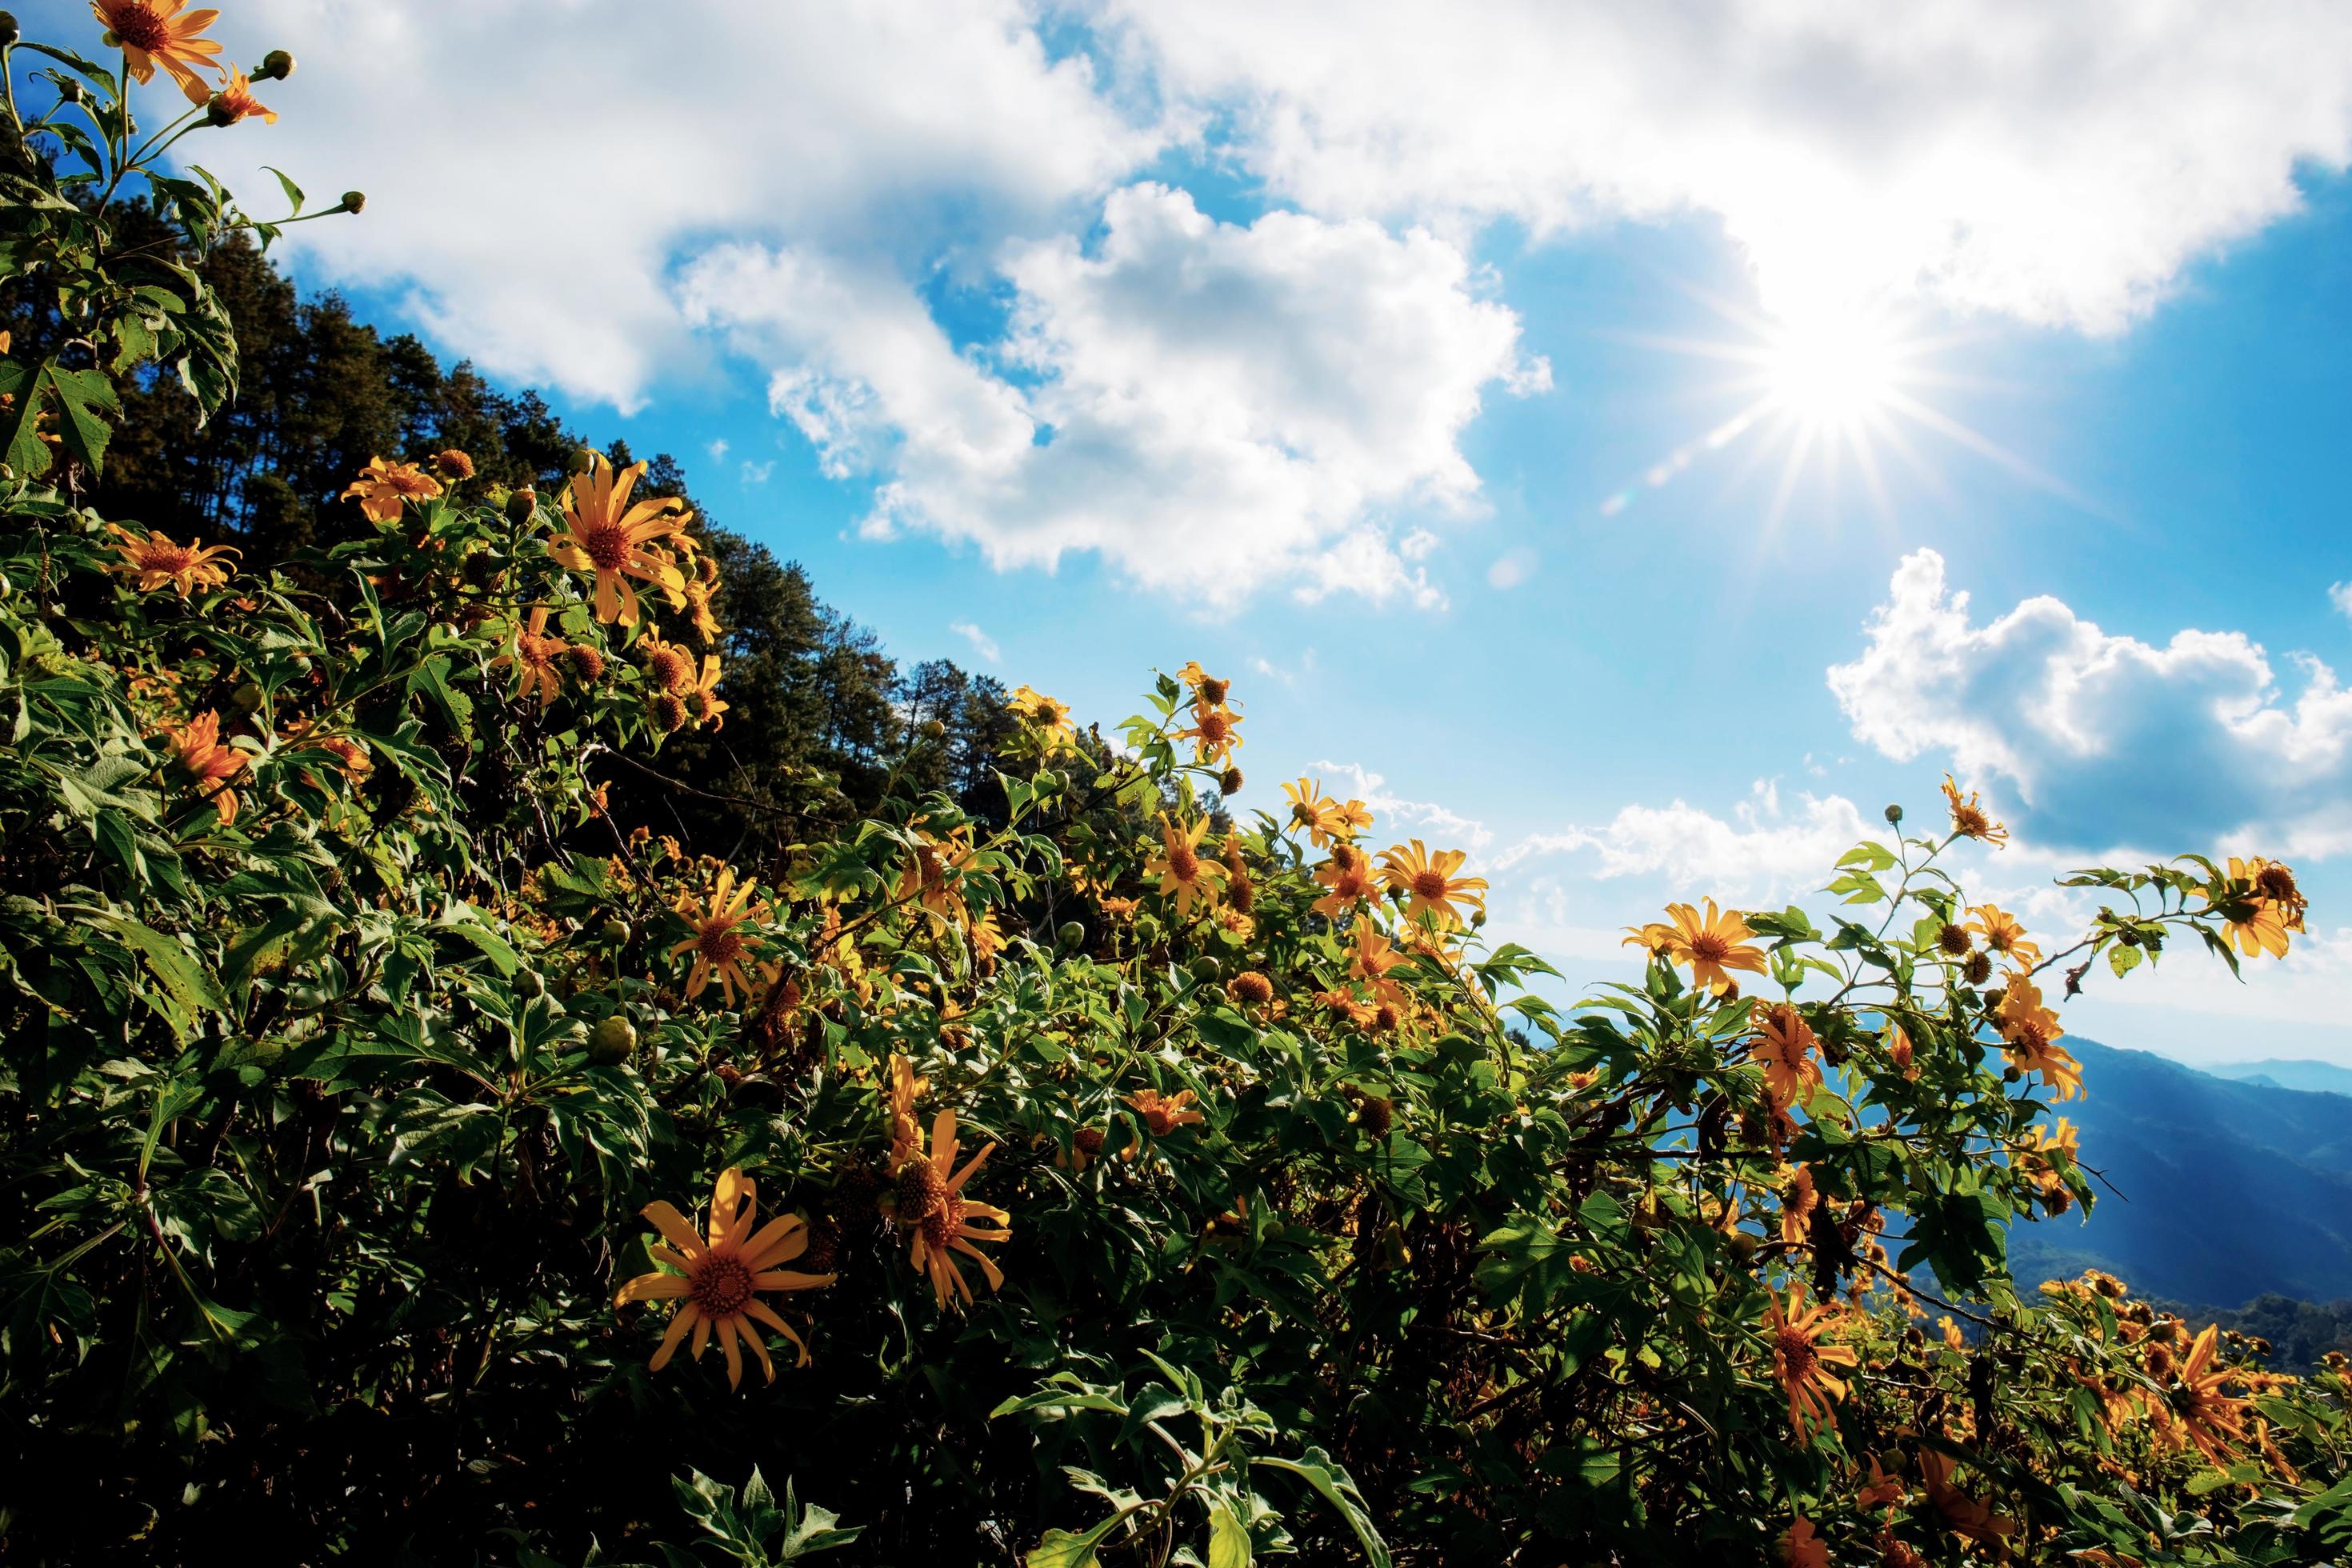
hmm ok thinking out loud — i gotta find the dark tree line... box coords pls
[32,219,1011,859]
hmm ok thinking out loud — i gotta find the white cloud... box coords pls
[1109,1,2352,329]
[1497,779,1872,901]
[193,0,1155,410]
[1310,760,1494,850]
[950,622,1002,664]
[706,438,730,462]
[1828,550,2352,855]
[681,185,1542,607]
[2332,581,2352,621]
[172,2,2352,605]
[738,461,776,486]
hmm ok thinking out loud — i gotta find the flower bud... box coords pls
[505,486,537,524]
[58,80,82,105]
[1055,920,1086,950]
[0,14,18,46]
[259,49,295,80]
[1219,766,1243,795]
[918,718,946,741]
[206,94,238,128]
[1884,803,1904,824]
[340,190,366,214]
[567,448,596,475]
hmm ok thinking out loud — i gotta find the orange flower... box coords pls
[1660,898,1767,995]
[894,1108,1012,1310]
[1127,1087,1205,1137]
[549,454,691,626]
[683,654,730,730]
[1348,914,1413,1011]
[1778,1163,1820,1249]
[639,634,698,695]
[1886,1022,1918,1079]
[1378,839,1487,928]
[2211,856,2306,959]
[93,0,225,104]
[341,456,442,522]
[1008,685,1075,749]
[896,822,974,927]
[490,606,568,705]
[1856,1456,1905,1510]
[682,575,722,642]
[667,866,766,1005]
[106,523,238,597]
[1174,698,1243,766]
[1282,777,1348,846]
[167,710,246,823]
[1312,842,1380,921]
[615,1167,834,1387]
[1766,1285,1858,1440]
[1145,814,1225,919]
[2169,1323,2251,1465]
[1994,973,2082,1100]
[1778,1516,1828,1568]
[886,1053,930,1170]
[1964,903,2040,966]
[1750,1003,1823,1110]
[1917,1448,2014,1546]
[210,66,275,124]
[1939,774,2009,847]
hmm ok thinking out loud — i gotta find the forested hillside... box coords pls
[3,223,1014,859]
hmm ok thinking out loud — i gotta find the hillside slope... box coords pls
[2008,1039,2352,1302]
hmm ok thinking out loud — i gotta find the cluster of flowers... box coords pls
[111,447,738,828]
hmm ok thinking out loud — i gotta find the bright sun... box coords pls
[1762,311,1903,426]
[1599,292,2071,527]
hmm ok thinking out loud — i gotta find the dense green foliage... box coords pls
[6,16,2352,1568]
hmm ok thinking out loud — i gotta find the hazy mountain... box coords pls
[2202,1058,2352,1098]
[2006,1039,2352,1304]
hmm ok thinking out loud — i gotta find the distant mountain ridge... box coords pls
[2203,1058,2352,1098]
[2007,1039,2352,1305]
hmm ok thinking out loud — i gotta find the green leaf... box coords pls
[1258,1450,1390,1568]
[1027,1524,1114,1568]
[0,358,120,478]
[96,914,222,1035]
[1206,1504,1252,1568]
[262,165,305,214]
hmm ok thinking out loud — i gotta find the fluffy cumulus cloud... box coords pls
[680,186,1545,606]
[190,0,1153,409]
[1497,780,1872,901]
[1108,0,2352,329]
[178,1,2352,598]
[1828,550,2352,854]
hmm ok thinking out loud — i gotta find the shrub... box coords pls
[0,12,2345,1566]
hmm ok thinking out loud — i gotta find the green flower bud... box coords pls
[919,718,946,741]
[1056,920,1086,950]
[340,190,366,214]
[1884,803,1904,825]
[586,1015,636,1066]
[567,448,596,474]
[259,49,295,80]
[230,680,265,713]
[0,14,19,46]
[1190,955,1222,983]
[504,486,537,525]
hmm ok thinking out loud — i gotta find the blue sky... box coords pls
[39,0,2352,1062]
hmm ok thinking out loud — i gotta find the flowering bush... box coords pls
[2,10,2347,1566]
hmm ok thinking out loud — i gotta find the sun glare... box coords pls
[1598,290,2078,529]
[1762,311,1902,426]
